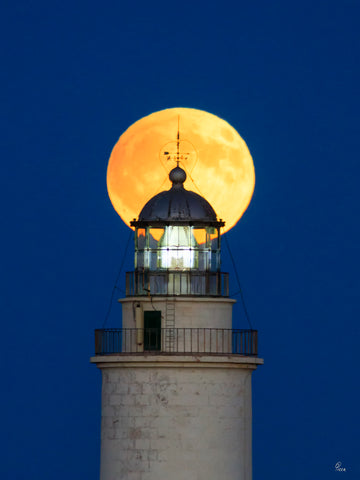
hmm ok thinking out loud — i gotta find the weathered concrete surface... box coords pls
[91,355,263,480]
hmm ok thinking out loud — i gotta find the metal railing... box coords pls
[95,328,258,356]
[126,271,229,297]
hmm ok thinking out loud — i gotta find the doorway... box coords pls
[144,311,161,351]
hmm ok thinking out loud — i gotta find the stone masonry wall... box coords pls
[99,364,253,480]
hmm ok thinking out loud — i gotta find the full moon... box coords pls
[107,108,255,234]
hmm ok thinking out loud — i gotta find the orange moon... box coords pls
[107,108,255,234]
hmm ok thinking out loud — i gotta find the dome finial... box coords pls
[169,165,186,187]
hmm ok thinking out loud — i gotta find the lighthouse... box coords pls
[91,157,263,480]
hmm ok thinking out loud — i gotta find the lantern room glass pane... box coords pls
[211,251,220,271]
[134,224,221,273]
[149,228,164,246]
[193,228,207,246]
[158,226,198,270]
[208,227,219,247]
[137,228,146,249]
[198,251,209,271]
[135,251,144,269]
[149,250,158,270]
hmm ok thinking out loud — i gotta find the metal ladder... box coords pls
[165,299,176,351]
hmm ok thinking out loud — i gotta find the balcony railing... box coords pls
[95,328,258,356]
[126,271,229,297]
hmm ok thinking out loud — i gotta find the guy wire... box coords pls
[102,230,133,328]
[180,172,253,330]
[223,235,253,330]
[175,168,253,328]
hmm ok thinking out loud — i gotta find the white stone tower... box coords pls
[91,165,263,480]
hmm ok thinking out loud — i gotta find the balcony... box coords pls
[126,271,229,297]
[95,328,258,356]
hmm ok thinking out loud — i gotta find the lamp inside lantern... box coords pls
[158,226,198,270]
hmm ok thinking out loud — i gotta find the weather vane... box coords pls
[107,107,255,235]
[160,116,194,168]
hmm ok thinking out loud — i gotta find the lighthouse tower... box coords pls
[91,164,263,480]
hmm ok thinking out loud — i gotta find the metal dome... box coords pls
[131,166,224,227]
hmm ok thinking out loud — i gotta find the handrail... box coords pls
[95,328,258,356]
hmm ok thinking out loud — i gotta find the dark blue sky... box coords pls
[1,0,359,478]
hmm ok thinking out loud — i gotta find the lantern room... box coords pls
[126,165,229,296]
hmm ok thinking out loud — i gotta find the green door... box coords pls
[144,311,161,351]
